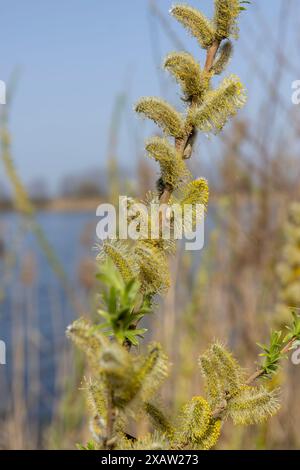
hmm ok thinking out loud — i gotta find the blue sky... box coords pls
[0,0,297,193]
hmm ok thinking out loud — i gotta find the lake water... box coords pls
[0,212,98,430]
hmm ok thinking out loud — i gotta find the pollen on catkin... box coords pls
[187,74,247,134]
[198,419,221,450]
[180,396,212,442]
[179,178,209,208]
[214,0,241,41]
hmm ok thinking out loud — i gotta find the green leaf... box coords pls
[257,330,286,377]
[94,261,153,345]
[77,441,96,450]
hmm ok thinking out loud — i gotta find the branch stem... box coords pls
[105,389,116,450]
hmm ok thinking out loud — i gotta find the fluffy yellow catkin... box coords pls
[146,137,190,189]
[135,241,170,294]
[173,396,221,450]
[134,344,169,402]
[214,0,241,41]
[180,396,212,441]
[135,97,185,138]
[179,178,209,208]
[187,74,246,133]
[227,385,280,425]
[97,240,137,283]
[164,52,210,100]
[198,419,222,450]
[170,4,215,49]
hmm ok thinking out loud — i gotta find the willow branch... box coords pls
[245,338,296,386]
[124,37,221,353]
[212,337,297,420]
[159,39,220,207]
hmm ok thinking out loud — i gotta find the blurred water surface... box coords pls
[0,212,97,428]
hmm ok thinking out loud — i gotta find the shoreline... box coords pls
[0,197,103,214]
